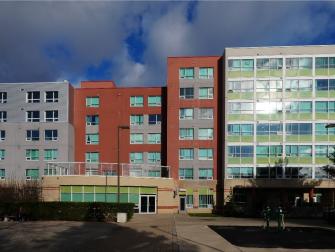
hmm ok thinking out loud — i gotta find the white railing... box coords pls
[45,162,171,178]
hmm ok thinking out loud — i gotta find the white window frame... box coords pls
[85,133,99,145]
[45,130,58,141]
[45,91,59,103]
[44,149,58,161]
[26,149,39,161]
[26,91,40,103]
[26,130,39,141]
[0,111,6,122]
[198,108,214,119]
[0,150,5,160]
[130,133,144,144]
[148,96,161,107]
[198,148,213,160]
[147,133,161,144]
[179,108,194,120]
[148,114,161,125]
[86,96,99,107]
[130,96,144,107]
[45,110,58,122]
[0,92,7,103]
[0,130,5,141]
[26,111,40,122]
[199,87,214,99]
[198,128,214,140]
[179,148,194,160]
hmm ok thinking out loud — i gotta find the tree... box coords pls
[323,148,335,178]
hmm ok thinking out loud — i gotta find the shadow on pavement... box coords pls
[209,225,335,249]
[0,221,198,252]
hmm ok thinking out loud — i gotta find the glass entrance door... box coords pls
[140,195,156,214]
[180,197,186,212]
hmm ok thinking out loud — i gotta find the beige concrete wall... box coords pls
[41,176,179,213]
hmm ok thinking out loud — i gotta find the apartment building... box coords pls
[0,81,74,180]
[225,45,335,210]
[167,56,223,212]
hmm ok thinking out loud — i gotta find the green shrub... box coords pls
[0,202,134,222]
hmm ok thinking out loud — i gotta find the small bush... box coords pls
[0,202,134,222]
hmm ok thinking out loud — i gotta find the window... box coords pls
[199,67,214,79]
[147,133,161,144]
[26,149,39,161]
[26,111,39,122]
[130,133,144,144]
[285,167,312,179]
[256,101,283,114]
[179,108,193,120]
[228,124,253,136]
[228,81,253,93]
[199,168,213,180]
[179,148,194,160]
[0,130,4,141]
[256,80,283,92]
[199,194,213,208]
[256,145,282,157]
[26,130,39,141]
[285,101,312,113]
[286,123,312,135]
[315,145,334,157]
[316,101,335,113]
[45,130,58,141]
[130,115,144,125]
[148,114,161,125]
[86,97,99,107]
[148,152,161,163]
[148,96,161,106]
[0,111,7,122]
[199,108,213,119]
[179,128,194,140]
[179,168,193,179]
[179,88,194,99]
[0,92,7,103]
[130,96,144,107]
[256,58,283,70]
[129,152,143,163]
[228,59,254,72]
[198,148,213,160]
[286,57,312,70]
[199,87,213,99]
[285,80,313,91]
[285,145,312,157]
[228,102,253,114]
[228,146,253,157]
[44,149,58,161]
[179,68,194,79]
[26,169,39,180]
[0,169,5,179]
[26,91,40,103]
[45,110,58,122]
[0,150,5,160]
[315,123,335,135]
[226,167,253,179]
[316,57,335,69]
[86,133,99,144]
[256,123,282,135]
[45,91,59,103]
[316,79,335,91]
[198,128,214,140]
[85,152,99,163]
[86,115,99,125]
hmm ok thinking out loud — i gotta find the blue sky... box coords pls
[1,1,335,86]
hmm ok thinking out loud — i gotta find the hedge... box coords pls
[0,202,134,222]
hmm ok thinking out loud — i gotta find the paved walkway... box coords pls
[0,214,334,251]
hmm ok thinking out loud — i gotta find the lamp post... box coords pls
[117,125,130,204]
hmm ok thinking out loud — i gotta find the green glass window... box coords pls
[130,133,143,144]
[44,149,58,161]
[316,57,328,69]
[199,168,213,180]
[130,96,144,107]
[0,169,5,178]
[286,57,312,69]
[85,152,99,163]
[147,133,161,144]
[199,67,214,79]
[227,167,253,178]
[228,81,253,92]
[86,97,99,107]
[179,128,194,140]
[256,145,283,158]
[315,145,328,157]
[199,194,213,208]
[85,133,99,144]
[241,59,254,71]
[198,148,213,160]
[199,87,214,99]
[130,115,144,125]
[179,68,194,79]
[129,152,143,163]
[26,169,39,180]
[286,101,312,113]
[286,145,312,157]
[228,102,253,114]
[26,149,39,161]
[148,96,161,107]
[228,146,253,157]
[228,124,253,136]
[179,168,193,179]
[179,149,194,160]
[86,115,99,125]
[315,101,335,113]
[316,123,335,135]
[0,150,5,160]
[179,108,193,119]
[148,152,161,163]
[198,128,214,140]
[257,58,283,70]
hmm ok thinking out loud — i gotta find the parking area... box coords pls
[0,214,334,252]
